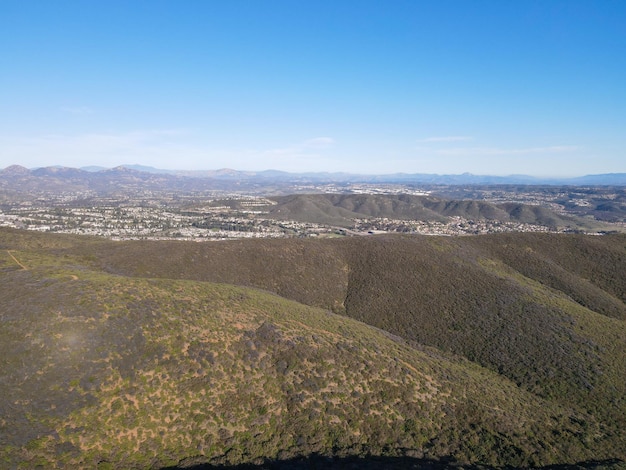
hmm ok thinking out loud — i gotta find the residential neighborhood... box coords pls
[2,184,617,241]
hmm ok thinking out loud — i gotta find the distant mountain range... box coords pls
[2,164,626,186]
[0,164,234,194]
[105,164,626,185]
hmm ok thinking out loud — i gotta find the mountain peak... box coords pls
[1,164,30,175]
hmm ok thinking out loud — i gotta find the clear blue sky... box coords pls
[1,0,625,176]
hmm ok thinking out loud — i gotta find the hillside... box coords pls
[266,194,585,229]
[82,231,626,457]
[1,228,626,468]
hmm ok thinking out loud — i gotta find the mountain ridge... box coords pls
[264,193,583,228]
[2,164,626,185]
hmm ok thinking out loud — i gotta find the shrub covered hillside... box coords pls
[1,228,626,468]
[264,193,586,228]
[340,234,626,455]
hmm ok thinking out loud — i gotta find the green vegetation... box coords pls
[266,193,588,229]
[1,228,625,468]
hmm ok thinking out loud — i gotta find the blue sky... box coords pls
[1,0,625,176]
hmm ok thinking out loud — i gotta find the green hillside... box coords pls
[339,235,626,443]
[266,194,585,229]
[1,228,626,468]
[80,231,626,457]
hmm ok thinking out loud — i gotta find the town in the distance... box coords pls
[1,164,625,240]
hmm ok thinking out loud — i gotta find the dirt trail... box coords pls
[5,250,79,280]
[6,250,27,270]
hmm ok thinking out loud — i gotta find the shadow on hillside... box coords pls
[161,455,625,470]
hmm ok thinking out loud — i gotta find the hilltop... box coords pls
[264,193,582,228]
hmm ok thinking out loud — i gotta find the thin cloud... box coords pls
[0,129,196,168]
[262,137,336,158]
[251,137,337,171]
[60,106,94,115]
[303,137,335,148]
[416,136,473,143]
[0,131,335,171]
[26,129,188,151]
[436,145,579,156]
[261,147,299,157]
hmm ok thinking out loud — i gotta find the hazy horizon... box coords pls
[4,162,626,181]
[1,1,625,177]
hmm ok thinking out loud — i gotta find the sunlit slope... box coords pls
[465,232,626,320]
[339,234,626,443]
[91,236,351,313]
[29,229,626,425]
[76,231,626,323]
[0,230,620,468]
[266,194,583,228]
[63,229,626,460]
